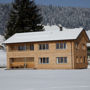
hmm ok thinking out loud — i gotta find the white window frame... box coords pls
[57,57,67,64]
[56,43,67,49]
[39,57,49,64]
[39,44,49,50]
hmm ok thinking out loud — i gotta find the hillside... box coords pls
[0,4,90,34]
[0,35,5,43]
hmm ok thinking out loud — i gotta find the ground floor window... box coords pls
[80,57,83,63]
[57,57,67,64]
[39,57,49,64]
[76,57,79,64]
[76,56,86,64]
[83,56,86,63]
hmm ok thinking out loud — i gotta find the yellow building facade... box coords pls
[5,29,89,69]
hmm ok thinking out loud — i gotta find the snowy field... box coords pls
[0,47,90,90]
[0,69,90,90]
[0,50,6,67]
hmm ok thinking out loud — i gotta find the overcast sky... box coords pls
[0,0,90,8]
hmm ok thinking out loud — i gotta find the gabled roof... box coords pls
[4,27,84,44]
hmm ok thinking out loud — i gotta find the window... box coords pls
[43,44,45,50]
[76,57,79,64]
[60,43,63,49]
[57,57,67,64]
[56,43,59,49]
[75,43,78,49]
[82,44,86,50]
[64,57,67,63]
[64,43,66,49]
[46,44,49,49]
[80,57,83,63]
[39,44,42,50]
[39,57,49,64]
[30,44,34,50]
[39,44,49,50]
[56,43,66,49]
[18,46,26,51]
[83,56,86,63]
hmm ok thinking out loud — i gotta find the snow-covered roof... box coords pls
[4,26,84,44]
[86,31,90,40]
[86,31,90,47]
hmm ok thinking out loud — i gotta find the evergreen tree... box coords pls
[4,0,44,39]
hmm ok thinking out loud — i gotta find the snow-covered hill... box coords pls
[0,35,6,67]
[0,35,5,44]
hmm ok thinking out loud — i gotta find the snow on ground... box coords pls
[0,50,6,67]
[0,69,90,90]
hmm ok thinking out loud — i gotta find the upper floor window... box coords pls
[30,44,34,50]
[39,44,49,50]
[39,57,49,64]
[75,43,79,49]
[82,44,86,50]
[56,43,66,49]
[18,46,26,51]
[57,57,67,64]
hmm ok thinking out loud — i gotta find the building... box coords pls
[4,28,89,69]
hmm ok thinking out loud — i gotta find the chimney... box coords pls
[58,24,63,31]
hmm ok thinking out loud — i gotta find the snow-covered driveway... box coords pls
[0,69,90,90]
